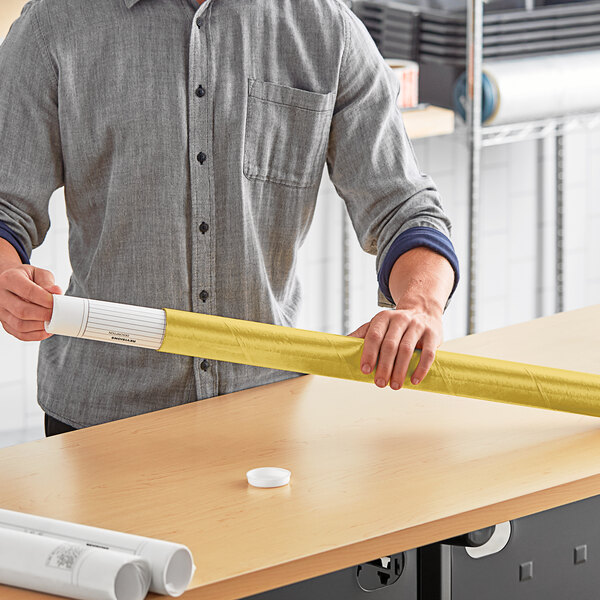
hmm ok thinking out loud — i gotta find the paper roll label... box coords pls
[47,296,166,350]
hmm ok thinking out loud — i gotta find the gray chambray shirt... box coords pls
[0,0,452,428]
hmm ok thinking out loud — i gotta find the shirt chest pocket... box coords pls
[243,79,335,189]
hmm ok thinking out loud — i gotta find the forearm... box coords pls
[0,238,23,274]
[388,247,454,314]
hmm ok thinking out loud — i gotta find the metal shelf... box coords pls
[465,1,600,333]
[344,1,600,335]
[479,110,600,147]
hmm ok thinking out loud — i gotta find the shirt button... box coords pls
[200,359,210,371]
[195,85,205,98]
[197,152,207,164]
[196,17,204,28]
[199,222,209,234]
[199,290,209,302]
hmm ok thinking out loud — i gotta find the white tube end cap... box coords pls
[246,467,291,488]
[44,295,86,336]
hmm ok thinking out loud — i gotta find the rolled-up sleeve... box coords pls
[0,3,63,260]
[326,5,457,308]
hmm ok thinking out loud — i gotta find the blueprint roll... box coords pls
[0,508,195,597]
[0,528,150,600]
[454,50,600,125]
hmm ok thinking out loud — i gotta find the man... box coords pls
[0,0,458,436]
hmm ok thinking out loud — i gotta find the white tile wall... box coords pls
[295,175,346,334]
[3,126,600,447]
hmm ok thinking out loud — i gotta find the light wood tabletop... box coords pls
[1,305,600,599]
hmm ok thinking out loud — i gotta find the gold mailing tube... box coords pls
[160,308,600,418]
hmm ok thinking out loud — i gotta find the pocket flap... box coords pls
[248,78,335,112]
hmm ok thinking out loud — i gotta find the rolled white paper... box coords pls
[0,509,195,597]
[484,51,600,125]
[0,528,150,600]
[45,295,166,350]
[385,58,419,109]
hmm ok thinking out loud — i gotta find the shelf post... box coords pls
[466,0,484,334]
[341,203,351,334]
[555,134,565,313]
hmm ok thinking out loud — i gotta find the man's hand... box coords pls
[348,246,454,389]
[0,239,62,341]
[349,306,443,389]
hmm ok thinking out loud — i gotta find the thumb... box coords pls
[32,268,62,295]
[347,322,369,339]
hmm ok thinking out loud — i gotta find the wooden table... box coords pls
[1,306,600,599]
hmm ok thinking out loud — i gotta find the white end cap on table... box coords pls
[246,468,291,488]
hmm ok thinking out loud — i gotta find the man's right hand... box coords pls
[0,239,62,341]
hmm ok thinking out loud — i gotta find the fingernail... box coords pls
[391,381,400,390]
[375,378,385,387]
[362,364,371,374]
[411,376,420,385]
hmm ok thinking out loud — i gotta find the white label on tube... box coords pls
[45,295,166,350]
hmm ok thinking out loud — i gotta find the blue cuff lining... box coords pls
[0,222,30,264]
[377,226,460,305]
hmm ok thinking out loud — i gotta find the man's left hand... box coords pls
[347,246,455,389]
[348,305,443,389]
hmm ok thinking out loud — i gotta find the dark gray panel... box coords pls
[352,0,600,63]
[243,549,417,600]
[449,495,600,600]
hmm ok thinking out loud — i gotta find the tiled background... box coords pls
[2,125,600,447]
